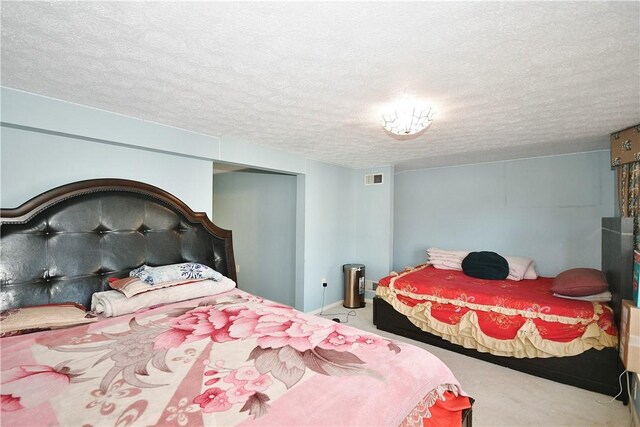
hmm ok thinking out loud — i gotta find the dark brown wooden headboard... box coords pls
[0,179,236,311]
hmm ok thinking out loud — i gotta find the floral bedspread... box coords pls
[1,289,464,426]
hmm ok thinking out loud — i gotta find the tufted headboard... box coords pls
[0,179,236,311]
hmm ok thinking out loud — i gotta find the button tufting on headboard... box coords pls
[0,178,237,310]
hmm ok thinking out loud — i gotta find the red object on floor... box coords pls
[422,391,472,427]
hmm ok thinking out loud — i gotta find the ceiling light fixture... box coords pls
[381,99,436,136]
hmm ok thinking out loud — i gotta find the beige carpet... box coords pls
[318,304,631,427]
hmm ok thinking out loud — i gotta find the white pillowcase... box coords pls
[426,248,538,281]
[92,277,236,317]
[523,263,538,280]
[553,290,612,303]
[110,276,204,298]
[426,248,468,270]
[504,256,538,281]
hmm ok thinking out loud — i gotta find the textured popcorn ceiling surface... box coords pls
[1,2,639,170]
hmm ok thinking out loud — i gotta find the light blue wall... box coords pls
[295,174,307,310]
[2,87,618,313]
[393,151,616,276]
[212,170,297,307]
[0,87,358,312]
[303,160,357,311]
[1,88,219,160]
[219,139,305,175]
[355,166,394,283]
[1,88,307,176]
[0,90,216,216]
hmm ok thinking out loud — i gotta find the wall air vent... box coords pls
[364,173,384,186]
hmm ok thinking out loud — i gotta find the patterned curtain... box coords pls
[618,162,640,249]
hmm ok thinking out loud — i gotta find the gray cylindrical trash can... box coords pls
[343,264,365,308]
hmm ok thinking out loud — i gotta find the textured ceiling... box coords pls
[2,2,639,171]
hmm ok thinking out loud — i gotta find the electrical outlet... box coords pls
[236,265,240,273]
[365,280,379,291]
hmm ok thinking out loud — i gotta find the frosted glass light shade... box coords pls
[381,104,435,136]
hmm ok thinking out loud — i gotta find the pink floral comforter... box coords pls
[1,289,465,426]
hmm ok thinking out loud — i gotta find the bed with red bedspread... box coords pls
[377,264,617,358]
[374,264,624,398]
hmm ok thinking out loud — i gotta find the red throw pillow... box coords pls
[552,268,608,296]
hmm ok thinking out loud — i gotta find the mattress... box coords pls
[1,288,470,426]
[377,264,618,358]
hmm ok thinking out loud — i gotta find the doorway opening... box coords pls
[213,163,298,307]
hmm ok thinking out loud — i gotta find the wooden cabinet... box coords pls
[620,300,640,373]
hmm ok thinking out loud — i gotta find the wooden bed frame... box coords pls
[374,219,633,403]
[0,178,474,426]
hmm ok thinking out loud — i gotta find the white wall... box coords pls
[393,151,616,276]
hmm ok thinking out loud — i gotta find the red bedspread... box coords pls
[377,265,617,358]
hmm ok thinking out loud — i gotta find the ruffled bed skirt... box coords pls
[377,286,618,358]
